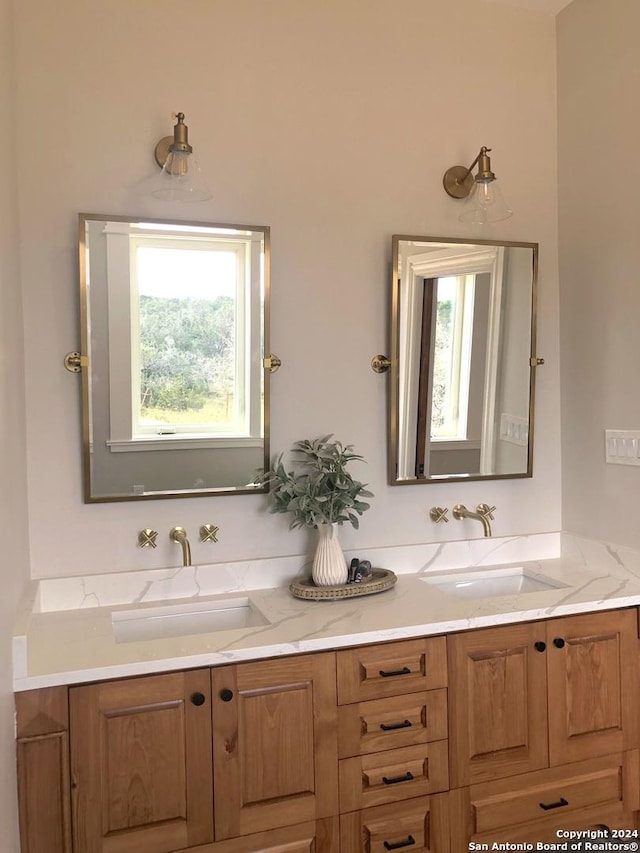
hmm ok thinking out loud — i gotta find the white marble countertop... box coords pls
[14,542,640,692]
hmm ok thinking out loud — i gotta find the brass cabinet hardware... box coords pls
[429,506,449,524]
[200,524,219,543]
[137,529,158,548]
[263,354,281,373]
[530,357,545,366]
[64,352,88,373]
[371,354,391,374]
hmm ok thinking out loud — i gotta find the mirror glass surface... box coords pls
[79,214,270,501]
[390,236,538,484]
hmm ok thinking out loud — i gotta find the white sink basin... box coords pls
[420,566,568,600]
[112,596,270,643]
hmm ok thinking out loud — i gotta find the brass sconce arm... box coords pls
[443,147,495,199]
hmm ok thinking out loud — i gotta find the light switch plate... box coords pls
[605,430,640,466]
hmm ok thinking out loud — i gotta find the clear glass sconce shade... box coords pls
[149,150,211,203]
[459,178,512,225]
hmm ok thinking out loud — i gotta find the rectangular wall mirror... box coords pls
[389,235,539,484]
[78,214,270,502]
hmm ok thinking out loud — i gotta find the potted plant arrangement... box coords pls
[260,435,373,586]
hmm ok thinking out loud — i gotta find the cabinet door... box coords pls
[212,652,338,840]
[172,818,339,853]
[448,620,549,787]
[70,669,213,853]
[547,608,639,765]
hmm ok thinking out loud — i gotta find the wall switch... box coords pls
[605,430,640,466]
[500,413,529,447]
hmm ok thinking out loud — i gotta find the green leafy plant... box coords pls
[260,435,373,529]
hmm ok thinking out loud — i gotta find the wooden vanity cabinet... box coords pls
[69,668,214,853]
[15,686,72,853]
[449,751,640,847]
[336,638,450,852]
[210,652,338,840]
[448,608,639,788]
[15,606,640,853]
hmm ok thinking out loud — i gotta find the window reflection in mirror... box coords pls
[79,215,269,502]
[390,236,538,484]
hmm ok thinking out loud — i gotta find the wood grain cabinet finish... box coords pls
[338,689,448,758]
[450,750,640,848]
[69,669,214,853]
[337,638,447,705]
[211,652,338,841]
[547,609,639,766]
[340,794,450,853]
[16,686,72,853]
[172,817,339,853]
[448,608,640,787]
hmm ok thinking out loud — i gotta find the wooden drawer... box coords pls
[340,795,450,853]
[338,689,447,757]
[337,638,447,704]
[450,751,640,848]
[339,741,449,812]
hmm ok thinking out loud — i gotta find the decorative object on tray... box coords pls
[259,435,373,586]
[290,568,397,600]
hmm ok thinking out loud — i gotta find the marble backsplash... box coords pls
[34,531,562,612]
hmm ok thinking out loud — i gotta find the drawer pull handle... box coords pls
[382,771,414,785]
[380,719,413,731]
[539,797,568,811]
[379,666,411,678]
[384,836,416,850]
[553,637,566,649]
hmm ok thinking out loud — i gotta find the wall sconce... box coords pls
[149,112,211,202]
[442,146,512,224]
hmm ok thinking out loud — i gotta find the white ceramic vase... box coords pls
[312,523,348,586]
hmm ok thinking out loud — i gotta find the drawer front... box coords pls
[340,795,449,853]
[463,751,639,838]
[337,638,447,705]
[339,741,449,812]
[338,690,448,757]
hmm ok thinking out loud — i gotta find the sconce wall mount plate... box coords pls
[443,165,475,199]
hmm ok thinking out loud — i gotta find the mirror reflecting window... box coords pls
[79,214,270,501]
[389,236,538,484]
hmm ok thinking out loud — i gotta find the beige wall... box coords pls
[12,0,561,580]
[0,0,30,847]
[558,0,640,548]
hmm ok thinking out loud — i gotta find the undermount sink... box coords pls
[112,596,270,644]
[420,566,569,600]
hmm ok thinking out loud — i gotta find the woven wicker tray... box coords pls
[289,568,397,601]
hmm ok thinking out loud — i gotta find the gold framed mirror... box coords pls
[78,214,271,502]
[389,235,539,484]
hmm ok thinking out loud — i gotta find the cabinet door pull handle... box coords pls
[384,836,416,850]
[190,692,206,706]
[219,688,234,702]
[380,719,412,731]
[534,641,546,652]
[382,771,414,785]
[553,637,566,649]
[539,797,568,811]
[379,666,411,678]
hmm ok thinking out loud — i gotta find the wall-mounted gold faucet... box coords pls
[170,526,192,566]
[452,504,496,537]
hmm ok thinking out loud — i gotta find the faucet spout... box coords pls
[452,504,493,537]
[170,526,192,566]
